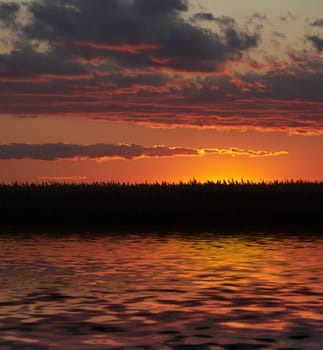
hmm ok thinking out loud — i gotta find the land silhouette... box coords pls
[0,180,322,229]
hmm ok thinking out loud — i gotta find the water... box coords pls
[0,231,322,349]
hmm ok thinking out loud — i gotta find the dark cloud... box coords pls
[279,12,295,22]
[266,71,323,101]
[192,12,236,27]
[135,0,188,15]
[310,18,323,27]
[192,12,217,22]
[308,35,323,51]
[0,143,198,160]
[0,2,20,24]
[272,31,286,39]
[0,0,258,73]
[0,143,287,161]
[248,13,267,21]
[0,63,322,134]
[0,1,321,134]
[229,70,323,101]
[0,48,86,78]
[246,12,267,31]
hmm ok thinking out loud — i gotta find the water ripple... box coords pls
[0,231,322,349]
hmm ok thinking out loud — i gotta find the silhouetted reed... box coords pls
[0,180,322,228]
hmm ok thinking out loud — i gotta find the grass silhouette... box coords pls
[0,180,322,229]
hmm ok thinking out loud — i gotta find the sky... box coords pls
[0,0,322,183]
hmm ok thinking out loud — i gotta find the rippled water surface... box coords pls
[0,230,322,349]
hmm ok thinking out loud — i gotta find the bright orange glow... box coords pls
[0,116,322,184]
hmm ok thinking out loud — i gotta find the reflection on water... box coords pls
[0,231,322,349]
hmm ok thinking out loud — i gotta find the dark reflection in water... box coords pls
[0,231,322,349]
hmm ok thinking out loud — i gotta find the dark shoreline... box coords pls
[1,181,322,231]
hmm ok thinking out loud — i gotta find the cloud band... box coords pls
[0,143,288,161]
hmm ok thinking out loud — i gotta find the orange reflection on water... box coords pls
[0,232,322,349]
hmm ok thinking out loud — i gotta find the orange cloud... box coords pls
[202,148,288,158]
[74,41,160,54]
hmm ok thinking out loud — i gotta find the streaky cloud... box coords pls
[0,1,321,135]
[0,143,288,161]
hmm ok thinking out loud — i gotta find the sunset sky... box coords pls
[0,0,322,183]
